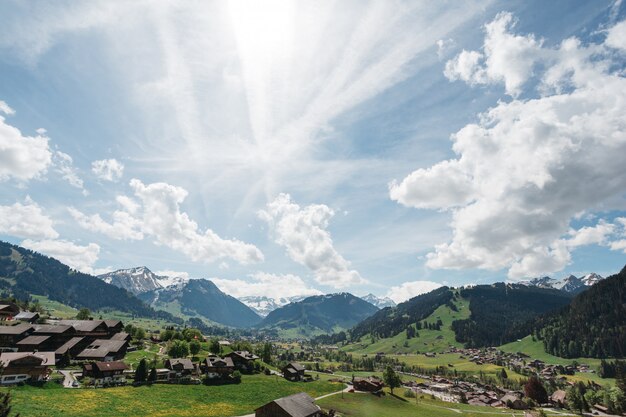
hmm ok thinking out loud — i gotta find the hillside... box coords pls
[451,283,572,347]
[139,278,261,328]
[0,241,173,320]
[258,293,378,338]
[533,265,626,358]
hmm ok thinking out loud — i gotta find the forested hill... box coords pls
[535,265,626,358]
[349,286,454,340]
[451,284,572,347]
[0,240,176,321]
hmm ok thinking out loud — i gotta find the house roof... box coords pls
[286,362,306,372]
[0,304,19,313]
[103,320,122,329]
[77,339,127,359]
[16,335,50,346]
[110,332,130,341]
[0,351,55,366]
[265,392,319,417]
[0,323,33,335]
[15,311,39,320]
[33,324,74,334]
[93,361,128,372]
[228,350,259,360]
[58,320,106,332]
[551,390,567,402]
[166,358,194,370]
[55,337,85,354]
[205,356,234,368]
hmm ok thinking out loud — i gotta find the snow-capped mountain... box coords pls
[98,267,188,295]
[521,273,604,294]
[361,293,396,308]
[238,295,306,317]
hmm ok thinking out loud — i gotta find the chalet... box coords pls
[0,323,33,349]
[77,339,128,362]
[14,311,39,323]
[255,392,321,417]
[165,358,196,381]
[55,337,89,360]
[201,355,235,379]
[500,393,528,410]
[226,350,259,370]
[550,390,567,407]
[104,320,123,335]
[0,351,55,384]
[282,362,306,381]
[33,324,76,346]
[16,335,55,352]
[58,320,109,339]
[82,361,127,386]
[353,376,384,392]
[0,304,20,321]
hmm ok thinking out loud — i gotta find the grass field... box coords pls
[317,389,565,417]
[3,374,342,417]
[342,295,470,355]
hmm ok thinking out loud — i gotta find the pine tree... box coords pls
[134,359,147,383]
[148,367,157,384]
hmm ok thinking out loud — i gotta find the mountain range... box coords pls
[519,273,604,294]
[361,293,396,308]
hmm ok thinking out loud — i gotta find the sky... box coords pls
[1,0,625,303]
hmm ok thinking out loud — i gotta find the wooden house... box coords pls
[0,351,55,384]
[14,311,39,323]
[353,376,384,392]
[0,323,33,349]
[55,337,89,360]
[58,320,109,340]
[282,362,306,381]
[255,392,321,417]
[226,350,259,370]
[77,339,128,362]
[82,361,127,386]
[164,358,196,381]
[0,304,20,321]
[16,335,56,352]
[201,355,235,379]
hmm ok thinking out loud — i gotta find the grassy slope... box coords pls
[4,374,341,417]
[342,295,470,354]
[317,388,567,417]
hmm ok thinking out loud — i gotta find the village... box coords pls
[0,301,621,417]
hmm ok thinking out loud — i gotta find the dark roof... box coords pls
[205,356,234,368]
[0,351,55,366]
[15,311,39,320]
[58,320,106,332]
[0,323,33,335]
[285,362,306,372]
[77,339,127,358]
[228,350,259,360]
[16,335,50,346]
[104,320,123,329]
[0,304,19,313]
[262,393,319,417]
[166,358,195,370]
[55,337,85,354]
[93,361,128,372]
[33,324,74,334]
[110,332,130,341]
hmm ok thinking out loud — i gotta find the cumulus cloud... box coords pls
[21,239,100,274]
[444,12,544,97]
[259,193,365,288]
[0,198,58,239]
[386,280,443,304]
[392,13,626,279]
[606,19,626,51]
[92,158,124,182]
[212,272,322,299]
[70,179,263,265]
[0,102,52,182]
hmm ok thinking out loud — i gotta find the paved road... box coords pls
[59,370,79,388]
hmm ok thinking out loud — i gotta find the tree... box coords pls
[133,327,146,340]
[168,340,190,358]
[134,359,147,383]
[232,370,242,383]
[524,376,548,404]
[261,342,272,364]
[383,366,402,395]
[148,367,157,384]
[0,390,19,417]
[189,340,201,357]
[209,339,221,355]
[76,308,91,320]
[500,368,508,379]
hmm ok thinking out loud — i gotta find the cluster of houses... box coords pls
[0,303,130,385]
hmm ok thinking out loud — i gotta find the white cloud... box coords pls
[436,38,456,60]
[21,239,100,274]
[212,272,321,299]
[0,104,52,182]
[53,151,86,193]
[0,198,58,240]
[92,158,124,182]
[606,19,626,51]
[444,12,544,97]
[386,280,443,304]
[393,14,626,279]
[71,179,263,265]
[259,193,365,288]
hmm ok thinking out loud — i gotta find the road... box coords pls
[58,370,79,388]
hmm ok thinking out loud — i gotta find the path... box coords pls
[59,370,78,388]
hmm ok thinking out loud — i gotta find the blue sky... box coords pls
[1,0,625,302]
